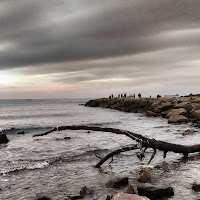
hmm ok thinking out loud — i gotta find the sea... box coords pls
[0,98,200,200]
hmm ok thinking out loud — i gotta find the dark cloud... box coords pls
[0,0,200,97]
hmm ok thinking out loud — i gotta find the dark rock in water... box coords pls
[146,111,158,117]
[192,183,200,192]
[137,169,151,183]
[36,196,52,200]
[64,136,71,140]
[124,185,136,194]
[80,186,94,196]
[137,185,174,199]
[17,131,25,134]
[106,177,129,188]
[0,134,9,144]
[106,195,113,200]
[68,194,84,200]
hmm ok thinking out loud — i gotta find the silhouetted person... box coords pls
[150,95,151,98]
[157,95,161,98]
[121,93,123,98]
[111,94,114,99]
[138,93,141,98]
[133,94,135,98]
[124,93,126,98]
[109,96,111,99]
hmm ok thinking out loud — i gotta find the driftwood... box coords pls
[33,125,200,167]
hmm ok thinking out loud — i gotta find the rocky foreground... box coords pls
[85,95,200,128]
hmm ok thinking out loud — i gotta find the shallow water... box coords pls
[0,99,200,199]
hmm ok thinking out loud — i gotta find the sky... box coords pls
[0,0,200,99]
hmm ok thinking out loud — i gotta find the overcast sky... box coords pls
[0,0,200,98]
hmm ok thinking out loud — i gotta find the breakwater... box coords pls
[85,96,200,127]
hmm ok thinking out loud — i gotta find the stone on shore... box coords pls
[112,192,150,200]
[137,169,151,183]
[192,183,200,192]
[0,134,9,144]
[166,108,187,118]
[124,185,136,194]
[168,115,188,124]
[137,185,174,199]
[192,110,200,120]
[106,177,129,188]
[146,111,158,117]
[182,130,195,136]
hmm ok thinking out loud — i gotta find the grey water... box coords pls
[0,99,200,200]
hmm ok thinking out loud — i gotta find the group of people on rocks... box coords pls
[109,93,143,99]
[109,93,163,99]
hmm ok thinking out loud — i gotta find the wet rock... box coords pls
[137,185,174,199]
[80,186,94,196]
[168,115,188,124]
[146,111,158,117]
[198,122,200,128]
[0,134,9,144]
[36,196,52,200]
[192,110,200,120]
[124,185,136,194]
[192,183,200,192]
[159,103,174,113]
[68,194,84,200]
[106,195,113,200]
[16,131,25,134]
[137,169,151,183]
[166,108,187,118]
[182,130,195,136]
[112,192,150,200]
[106,177,129,188]
[64,136,71,140]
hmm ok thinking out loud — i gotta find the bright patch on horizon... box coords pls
[0,73,17,86]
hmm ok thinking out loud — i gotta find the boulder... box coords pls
[106,177,129,188]
[192,110,200,120]
[137,185,174,199]
[112,192,150,200]
[16,131,25,134]
[192,183,200,192]
[174,102,188,109]
[124,185,136,194]
[137,169,151,183]
[159,103,174,113]
[168,115,188,124]
[0,134,9,144]
[182,130,195,136]
[166,108,187,118]
[146,111,158,117]
[79,186,93,196]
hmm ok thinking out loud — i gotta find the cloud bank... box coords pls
[0,0,200,98]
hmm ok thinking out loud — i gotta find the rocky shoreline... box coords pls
[85,95,200,128]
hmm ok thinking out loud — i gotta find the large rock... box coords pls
[112,192,150,200]
[0,134,9,144]
[192,183,200,192]
[159,103,174,113]
[146,111,158,117]
[137,169,151,183]
[137,185,174,199]
[174,102,188,109]
[192,110,200,120]
[182,130,195,136]
[106,177,129,188]
[166,108,187,118]
[124,185,136,194]
[168,115,188,124]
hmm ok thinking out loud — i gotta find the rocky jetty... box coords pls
[85,95,200,126]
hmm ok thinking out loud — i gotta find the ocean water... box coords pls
[0,99,200,200]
